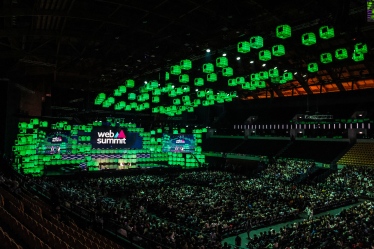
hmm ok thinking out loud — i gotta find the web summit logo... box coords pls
[97,130,126,144]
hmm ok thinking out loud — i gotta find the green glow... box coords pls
[302,33,316,46]
[238,41,251,53]
[259,71,269,80]
[222,67,233,76]
[171,65,182,75]
[319,26,334,39]
[355,43,368,54]
[321,53,333,63]
[182,96,190,102]
[179,74,189,83]
[259,50,271,61]
[272,45,285,56]
[114,89,122,96]
[126,79,135,88]
[194,99,201,105]
[173,99,181,105]
[197,91,205,97]
[228,79,237,86]
[236,77,245,84]
[251,73,260,81]
[269,68,279,77]
[250,36,263,49]
[183,86,190,92]
[283,72,293,81]
[276,25,291,39]
[203,63,214,73]
[216,57,229,68]
[152,96,160,103]
[207,73,217,82]
[153,88,161,95]
[352,52,364,62]
[118,86,127,93]
[194,78,204,86]
[165,72,170,81]
[180,59,192,70]
[150,80,158,89]
[168,90,177,97]
[242,82,250,89]
[335,48,348,60]
[308,63,318,72]
[128,93,136,100]
[152,107,159,113]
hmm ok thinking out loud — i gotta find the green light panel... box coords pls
[128,93,136,100]
[319,26,334,39]
[165,72,170,81]
[269,68,279,77]
[180,59,192,70]
[179,74,189,83]
[308,63,318,72]
[194,78,204,86]
[113,89,122,97]
[335,48,348,60]
[173,99,181,105]
[259,71,269,80]
[259,50,271,61]
[283,72,293,81]
[203,63,214,73]
[207,73,217,82]
[153,88,161,95]
[216,57,229,68]
[355,43,368,54]
[228,79,237,86]
[272,45,285,56]
[237,41,251,53]
[183,86,190,93]
[171,65,182,75]
[302,33,316,46]
[352,52,364,62]
[321,53,333,63]
[236,77,245,84]
[250,36,263,49]
[222,67,233,77]
[242,82,250,89]
[276,25,291,39]
[118,86,127,93]
[152,96,160,103]
[182,96,190,102]
[251,73,260,81]
[126,79,135,88]
[197,91,205,97]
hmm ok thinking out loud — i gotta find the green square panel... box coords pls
[222,67,233,76]
[207,73,217,82]
[250,36,263,49]
[308,63,318,72]
[203,63,214,73]
[319,26,334,39]
[170,65,181,75]
[179,74,189,83]
[228,79,237,86]
[194,78,204,86]
[238,41,251,53]
[259,50,271,61]
[180,59,192,70]
[355,43,368,54]
[335,48,348,60]
[276,25,291,39]
[272,44,285,56]
[283,72,293,81]
[126,79,135,88]
[320,53,332,63]
[251,73,260,81]
[269,68,279,77]
[302,33,316,46]
[236,77,245,84]
[259,71,269,80]
[216,57,229,68]
[352,52,364,62]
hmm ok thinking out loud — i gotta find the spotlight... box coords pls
[236,57,240,60]
[284,70,288,72]
[144,81,147,84]
[250,61,254,63]
[294,72,297,75]
[303,75,307,77]
[262,64,266,67]
[207,49,211,52]
[195,89,198,91]
[223,53,227,56]
[274,67,277,69]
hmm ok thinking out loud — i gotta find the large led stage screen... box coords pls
[86,127,143,149]
[162,134,196,153]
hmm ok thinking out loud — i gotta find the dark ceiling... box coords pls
[0,0,372,99]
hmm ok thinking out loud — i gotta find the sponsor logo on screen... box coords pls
[176,139,185,144]
[97,130,126,144]
[52,137,62,143]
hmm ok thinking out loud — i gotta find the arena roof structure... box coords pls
[0,0,372,101]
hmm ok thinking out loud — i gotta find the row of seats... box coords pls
[19,190,50,216]
[338,142,374,166]
[0,186,24,212]
[0,225,23,249]
[87,227,124,249]
[0,206,50,249]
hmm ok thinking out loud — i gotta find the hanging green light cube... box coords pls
[319,26,334,39]
[272,45,285,56]
[259,50,271,61]
[235,77,245,84]
[176,87,183,95]
[168,90,177,97]
[166,83,174,91]
[152,107,159,113]
[283,72,293,81]
[126,79,135,88]
[179,74,189,83]
[207,73,217,82]
[118,86,127,93]
[205,88,213,95]
[180,59,192,70]
[153,88,161,95]
[165,72,170,81]
[321,53,333,63]
[258,81,266,88]
[335,48,348,60]
[152,96,160,103]
[149,80,158,89]
[203,63,214,73]
[251,73,260,81]
[269,68,279,78]
[242,82,250,89]
[259,71,269,80]
[228,79,237,86]
[113,89,122,97]
[194,78,204,86]
[194,99,201,105]
[276,25,291,39]
[187,107,194,112]
[171,65,181,75]
[197,91,205,97]
[173,99,181,105]
[308,63,318,72]
[202,100,209,106]
[238,41,251,53]
[216,57,229,68]
[355,43,368,54]
[352,52,364,62]
[302,33,316,46]
[222,67,233,76]
[128,93,136,100]
[182,96,190,102]
[183,86,190,92]
[137,95,144,102]
[130,102,137,109]
[250,36,263,49]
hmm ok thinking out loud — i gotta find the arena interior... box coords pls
[1,0,374,248]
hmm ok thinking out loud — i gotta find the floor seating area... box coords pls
[232,139,290,156]
[337,142,374,166]
[0,185,123,249]
[280,141,348,163]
